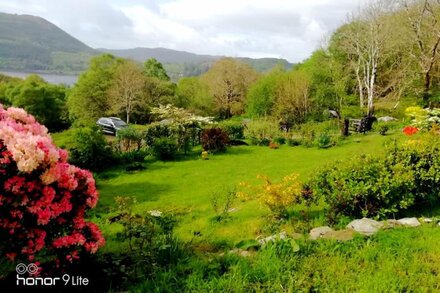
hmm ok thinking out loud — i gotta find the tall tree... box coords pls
[202,58,259,119]
[339,0,394,115]
[108,60,146,124]
[400,0,440,105]
[68,54,121,125]
[143,58,170,81]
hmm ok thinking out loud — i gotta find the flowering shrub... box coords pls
[0,105,105,264]
[403,126,419,136]
[405,106,440,129]
[238,173,302,218]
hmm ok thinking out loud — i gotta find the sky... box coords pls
[0,0,367,63]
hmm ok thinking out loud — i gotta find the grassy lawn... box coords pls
[91,133,399,246]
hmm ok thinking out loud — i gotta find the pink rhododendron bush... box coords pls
[0,104,105,264]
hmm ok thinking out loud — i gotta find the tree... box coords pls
[273,70,311,126]
[246,67,283,117]
[6,75,69,131]
[202,58,259,119]
[143,58,170,81]
[68,54,121,125]
[399,0,440,105]
[108,60,146,124]
[338,0,395,115]
[176,77,214,115]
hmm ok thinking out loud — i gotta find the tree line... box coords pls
[1,0,439,132]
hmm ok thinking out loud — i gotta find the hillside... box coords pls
[0,12,293,78]
[0,12,97,73]
[100,47,293,79]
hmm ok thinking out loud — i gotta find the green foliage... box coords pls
[151,137,178,161]
[68,126,114,170]
[5,74,69,131]
[244,119,281,146]
[217,120,245,140]
[116,126,144,152]
[175,77,214,115]
[201,128,229,153]
[312,134,440,223]
[246,68,282,117]
[377,124,389,136]
[68,54,121,125]
[143,58,170,81]
[210,187,237,222]
[316,132,332,149]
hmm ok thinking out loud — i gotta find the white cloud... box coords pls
[0,0,367,62]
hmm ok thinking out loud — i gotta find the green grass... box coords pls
[132,225,440,292]
[95,133,398,245]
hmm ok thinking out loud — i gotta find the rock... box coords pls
[397,217,421,227]
[309,226,334,240]
[346,218,384,236]
[421,217,433,223]
[378,116,396,122]
[257,231,288,245]
[321,229,355,241]
[382,219,401,229]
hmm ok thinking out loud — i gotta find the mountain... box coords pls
[0,12,294,79]
[100,47,293,80]
[0,12,97,73]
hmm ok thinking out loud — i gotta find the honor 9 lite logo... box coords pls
[16,263,89,286]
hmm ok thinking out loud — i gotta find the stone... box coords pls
[309,226,334,240]
[321,229,355,241]
[382,219,401,229]
[378,116,396,122]
[257,231,288,245]
[421,218,433,223]
[397,217,421,227]
[346,218,384,236]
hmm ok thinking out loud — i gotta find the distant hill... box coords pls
[0,12,97,73]
[0,12,294,79]
[100,47,293,80]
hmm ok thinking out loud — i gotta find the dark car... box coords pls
[96,117,128,135]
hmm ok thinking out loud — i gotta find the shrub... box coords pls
[238,173,302,219]
[218,120,245,140]
[273,137,286,145]
[151,137,178,161]
[68,126,114,171]
[287,138,302,147]
[269,142,280,149]
[0,105,105,264]
[244,119,281,146]
[315,132,332,149]
[312,134,440,223]
[201,128,229,152]
[378,124,389,136]
[210,187,237,222]
[116,127,144,152]
[144,124,173,146]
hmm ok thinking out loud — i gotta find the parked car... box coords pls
[96,117,128,135]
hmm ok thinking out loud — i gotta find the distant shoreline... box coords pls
[0,70,79,86]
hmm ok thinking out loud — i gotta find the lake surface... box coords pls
[0,70,78,86]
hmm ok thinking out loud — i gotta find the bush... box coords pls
[273,137,286,145]
[312,134,440,223]
[151,137,178,160]
[144,124,173,146]
[316,132,332,149]
[116,127,144,152]
[0,105,105,264]
[287,138,302,147]
[244,119,281,146]
[218,120,245,140]
[201,128,229,152]
[69,126,114,171]
[378,124,389,136]
[238,173,303,219]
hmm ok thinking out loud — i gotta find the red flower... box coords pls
[403,126,419,136]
